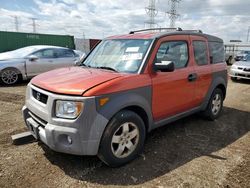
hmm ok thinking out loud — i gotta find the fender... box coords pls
[201,70,227,110]
[83,86,153,155]
[95,86,153,130]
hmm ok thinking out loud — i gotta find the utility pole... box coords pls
[167,0,181,28]
[31,18,37,33]
[145,0,158,29]
[11,16,19,32]
[247,26,250,43]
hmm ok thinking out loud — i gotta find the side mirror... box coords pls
[154,61,175,72]
[74,60,81,66]
[27,55,38,61]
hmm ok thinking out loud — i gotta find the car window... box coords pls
[193,41,208,65]
[155,41,188,69]
[208,41,225,64]
[33,49,55,58]
[54,49,75,58]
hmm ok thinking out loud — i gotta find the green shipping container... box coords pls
[0,31,75,53]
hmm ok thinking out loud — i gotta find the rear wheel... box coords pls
[98,110,146,167]
[202,88,223,120]
[0,68,21,85]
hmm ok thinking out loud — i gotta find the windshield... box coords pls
[83,39,152,73]
[243,55,250,61]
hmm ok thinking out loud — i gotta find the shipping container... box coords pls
[0,31,75,53]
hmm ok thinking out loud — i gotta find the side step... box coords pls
[11,131,36,145]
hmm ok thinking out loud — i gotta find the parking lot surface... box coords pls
[0,77,249,188]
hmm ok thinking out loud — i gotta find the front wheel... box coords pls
[0,68,21,85]
[202,88,223,120]
[98,110,146,167]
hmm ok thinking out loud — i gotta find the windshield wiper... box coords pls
[96,66,118,72]
[81,63,92,68]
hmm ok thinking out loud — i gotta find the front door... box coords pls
[26,48,56,77]
[151,35,197,121]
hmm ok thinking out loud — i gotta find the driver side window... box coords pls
[156,41,188,69]
[32,49,55,59]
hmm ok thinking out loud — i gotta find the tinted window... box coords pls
[55,49,75,58]
[209,42,225,64]
[33,49,55,58]
[156,41,188,69]
[193,41,208,65]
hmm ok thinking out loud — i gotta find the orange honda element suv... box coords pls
[23,28,227,167]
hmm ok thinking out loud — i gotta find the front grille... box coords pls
[237,73,250,78]
[244,68,250,72]
[32,89,48,104]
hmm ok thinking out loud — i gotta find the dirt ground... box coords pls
[0,75,249,188]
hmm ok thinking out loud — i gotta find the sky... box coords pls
[0,0,249,42]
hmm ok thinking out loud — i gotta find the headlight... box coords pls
[55,100,84,119]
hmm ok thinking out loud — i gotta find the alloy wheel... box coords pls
[111,122,139,158]
[211,93,222,115]
[1,69,18,85]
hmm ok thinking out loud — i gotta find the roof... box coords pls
[25,45,69,50]
[106,30,223,43]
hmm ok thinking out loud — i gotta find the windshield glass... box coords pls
[243,55,250,61]
[83,39,152,73]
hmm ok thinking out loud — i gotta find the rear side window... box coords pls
[55,49,75,58]
[209,42,225,64]
[193,41,208,65]
[156,41,188,69]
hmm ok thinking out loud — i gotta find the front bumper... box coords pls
[23,106,83,155]
[22,83,108,155]
[229,68,250,79]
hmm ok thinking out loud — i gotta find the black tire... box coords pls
[202,88,223,121]
[231,77,237,81]
[0,68,22,85]
[98,110,146,167]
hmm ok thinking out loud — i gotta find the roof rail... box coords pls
[129,27,183,34]
[181,29,203,33]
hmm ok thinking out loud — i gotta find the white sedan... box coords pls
[0,45,82,85]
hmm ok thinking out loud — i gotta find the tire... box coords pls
[231,77,237,81]
[0,68,21,85]
[98,110,146,167]
[202,88,223,121]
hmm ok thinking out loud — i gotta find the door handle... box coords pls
[188,73,197,82]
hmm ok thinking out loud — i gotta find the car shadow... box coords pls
[231,79,250,85]
[41,107,250,186]
[0,79,29,87]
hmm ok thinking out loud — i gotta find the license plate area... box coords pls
[26,117,40,139]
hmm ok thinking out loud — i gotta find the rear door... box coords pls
[53,48,77,68]
[190,35,212,106]
[151,35,197,121]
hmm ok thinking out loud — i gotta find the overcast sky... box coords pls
[0,0,249,42]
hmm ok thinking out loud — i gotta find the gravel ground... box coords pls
[0,76,249,188]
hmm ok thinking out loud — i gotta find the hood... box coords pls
[234,61,250,67]
[0,52,23,61]
[31,67,124,95]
